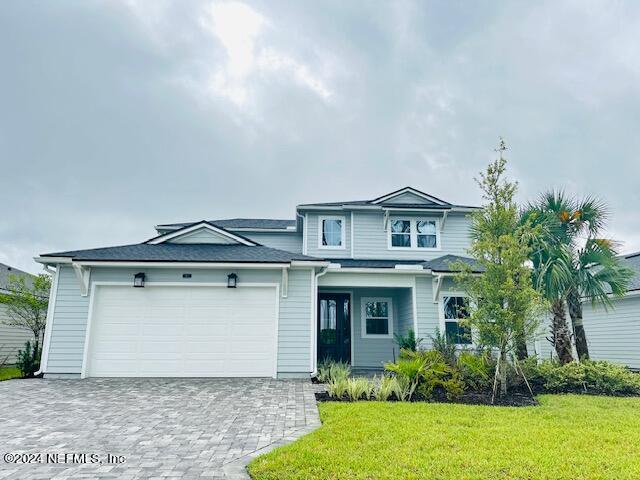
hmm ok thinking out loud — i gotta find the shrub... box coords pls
[317,359,351,383]
[16,340,41,378]
[539,360,640,395]
[394,329,423,352]
[373,375,402,401]
[387,349,466,401]
[457,351,492,391]
[384,355,428,401]
[345,378,374,401]
[430,328,457,366]
[327,378,349,399]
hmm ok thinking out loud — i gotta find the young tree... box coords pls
[0,273,51,369]
[456,142,545,398]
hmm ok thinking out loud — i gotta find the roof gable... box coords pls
[371,187,450,206]
[146,221,259,246]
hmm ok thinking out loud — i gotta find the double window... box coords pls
[319,215,345,249]
[361,297,393,338]
[389,218,438,249]
[442,296,471,345]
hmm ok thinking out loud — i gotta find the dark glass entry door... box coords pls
[317,293,351,363]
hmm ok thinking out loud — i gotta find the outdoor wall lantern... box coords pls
[133,272,146,288]
[227,273,238,288]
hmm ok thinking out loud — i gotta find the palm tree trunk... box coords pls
[567,289,589,360]
[550,300,574,364]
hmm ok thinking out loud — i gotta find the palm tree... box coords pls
[523,191,632,363]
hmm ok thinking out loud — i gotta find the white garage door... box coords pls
[86,285,277,377]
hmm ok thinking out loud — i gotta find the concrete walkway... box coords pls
[0,378,320,479]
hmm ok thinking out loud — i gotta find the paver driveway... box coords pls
[0,378,320,479]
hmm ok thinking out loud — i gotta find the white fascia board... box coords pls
[290,260,331,268]
[382,207,451,214]
[34,256,73,265]
[320,267,432,275]
[394,264,424,270]
[147,222,258,246]
[296,205,380,211]
[227,227,298,233]
[72,261,290,269]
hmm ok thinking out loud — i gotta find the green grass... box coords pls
[0,366,22,381]
[248,395,640,480]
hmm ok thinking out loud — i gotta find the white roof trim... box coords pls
[34,256,73,265]
[371,187,449,206]
[146,222,258,246]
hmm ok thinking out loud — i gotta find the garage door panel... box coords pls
[87,285,277,377]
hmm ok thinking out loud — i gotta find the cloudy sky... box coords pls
[2,0,639,273]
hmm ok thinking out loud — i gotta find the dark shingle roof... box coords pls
[157,219,296,230]
[41,244,319,263]
[621,252,640,292]
[296,187,478,210]
[422,255,484,273]
[0,263,35,293]
[328,259,425,269]
[327,255,483,272]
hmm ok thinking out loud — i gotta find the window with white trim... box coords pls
[442,296,471,345]
[390,220,411,247]
[319,216,345,249]
[361,297,393,338]
[416,220,437,248]
[388,218,439,249]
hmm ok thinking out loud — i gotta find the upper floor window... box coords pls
[319,215,345,249]
[388,218,439,249]
[442,296,471,345]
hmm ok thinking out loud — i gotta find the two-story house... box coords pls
[35,187,483,379]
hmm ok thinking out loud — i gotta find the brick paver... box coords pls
[0,378,320,479]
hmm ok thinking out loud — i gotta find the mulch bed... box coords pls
[314,390,539,407]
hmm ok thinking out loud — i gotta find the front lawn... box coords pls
[0,366,21,381]
[249,395,640,480]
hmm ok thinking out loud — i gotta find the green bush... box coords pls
[457,351,492,391]
[317,359,350,383]
[327,378,349,399]
[387,349,465,401]
[345,378,374,401]
[538,360,640,395]
[394,329,423,352]
[16,341,40,378]
[429,328,457,366]
[372,375,402,401]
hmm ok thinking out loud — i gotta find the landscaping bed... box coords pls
[314,389,538,406]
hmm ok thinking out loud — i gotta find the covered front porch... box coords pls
[316,269,420,370]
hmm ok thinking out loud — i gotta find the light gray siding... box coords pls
[45,265,313,377]
[351,288,401,368]
[277,269,313,374]
[305,211,352,259]
[396,289,414,337]
[583,295,640,369]
[351,211,471,260]
[0,303,34,364]
[415,276,439,347]
[381,192,435,205]
[240,232,303,254]
[47,266,89,374]
[169,228,236,244]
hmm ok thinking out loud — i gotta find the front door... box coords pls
[317,293,351,363]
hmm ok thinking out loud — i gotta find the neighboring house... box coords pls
[36,186,496,379]
[0,263,36,364]
[580,252,640,370]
